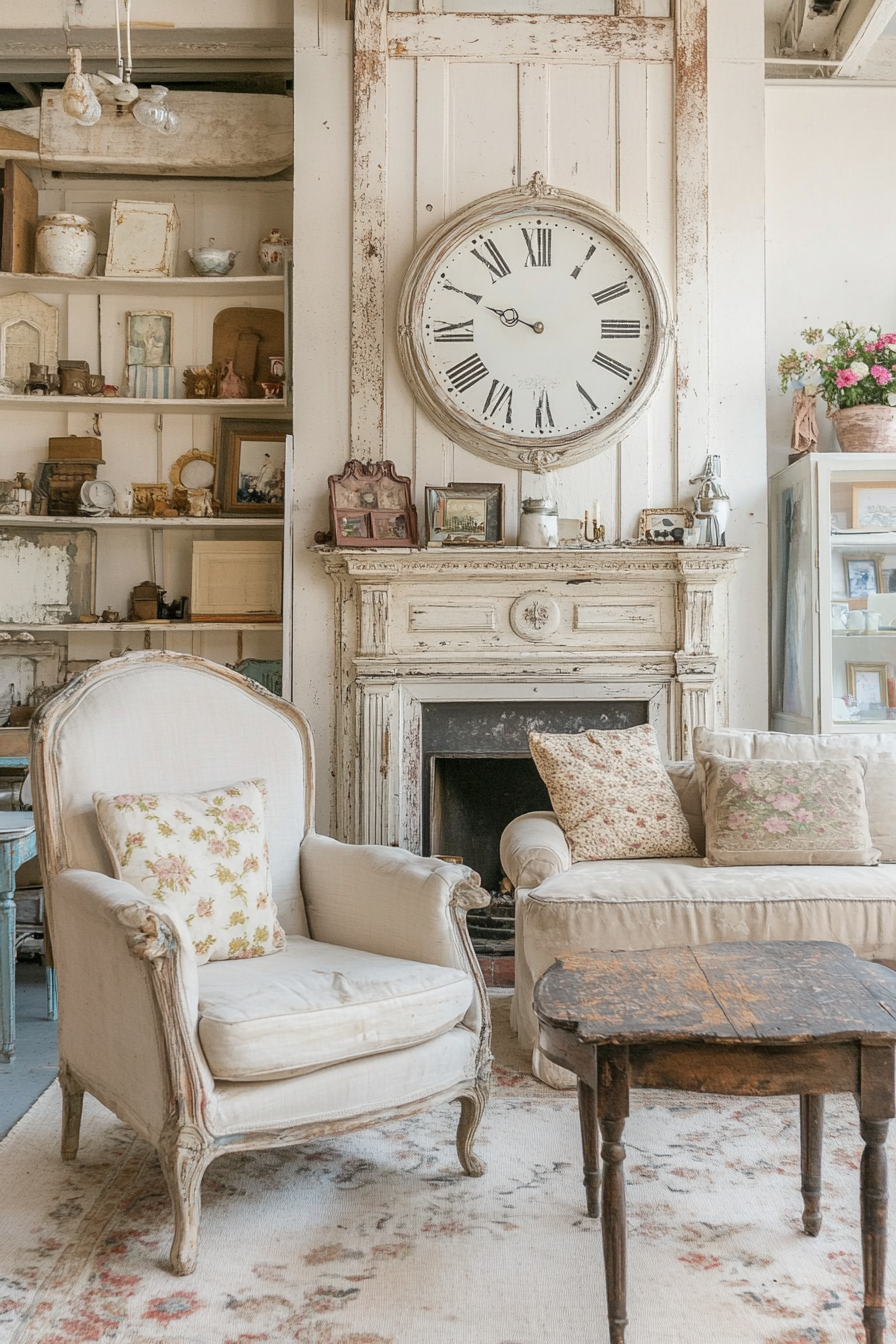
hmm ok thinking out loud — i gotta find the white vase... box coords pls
[35,213,97,278]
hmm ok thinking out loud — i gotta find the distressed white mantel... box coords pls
[322,546,742,847]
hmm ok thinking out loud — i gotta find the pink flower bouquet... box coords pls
[779,322,896,410]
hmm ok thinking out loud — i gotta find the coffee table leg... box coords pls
[577,1078,600,1218]
[600,1116,628,1344]
[799,1094,824,1236]
[860,1117,889,1344]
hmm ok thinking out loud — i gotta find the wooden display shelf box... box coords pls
[190,540,282,622]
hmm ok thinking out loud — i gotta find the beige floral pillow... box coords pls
[702,753,879,867]
[528,724,699,862]
[94,779,286,964]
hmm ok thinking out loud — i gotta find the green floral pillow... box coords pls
[702,754,879,867]
[94,779,286,964]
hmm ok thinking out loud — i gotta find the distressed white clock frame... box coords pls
[396,175,673,472]
[350,0,709,486]
[323,546,742,847]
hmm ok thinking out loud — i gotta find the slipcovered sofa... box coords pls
[503,726,896,1087]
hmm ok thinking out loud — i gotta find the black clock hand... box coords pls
[485,306,544,334]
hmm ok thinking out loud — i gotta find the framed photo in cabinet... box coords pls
[846,661,891,710]
[852,483,896,531]
[844,555,883,598]
[215,418,289,517]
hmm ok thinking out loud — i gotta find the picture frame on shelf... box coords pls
[637,507,694,543]
[215,418,289,518]
[846,661,891,711]
[126,311,173,368]
[852,483,896,530]
[844,555,883,597]
[425,483,504,547]
[327,459,418,549]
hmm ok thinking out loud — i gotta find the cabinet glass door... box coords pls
[827,468,896,730]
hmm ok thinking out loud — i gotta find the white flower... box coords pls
[887,343,896,353]
[851,360,870,378]
[810,345,831,360]
[888,393,896,407]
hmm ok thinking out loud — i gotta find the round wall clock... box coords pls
[397,174,673,472]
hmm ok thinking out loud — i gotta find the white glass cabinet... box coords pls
[770,452,896,734]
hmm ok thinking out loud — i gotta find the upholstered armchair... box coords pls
[30,651,491,1275]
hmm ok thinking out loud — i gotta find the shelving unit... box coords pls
[0,175,293,706]
[770,452,896,733]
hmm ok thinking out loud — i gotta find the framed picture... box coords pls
[852,483,896,530]
[425,483,504,547]
[126,311,172,368]
[327,459,418,548]
[844,555,883,597]
[637,507,694,543]
[106,199,179,278]
[846,661,891,709]
[215,418,289,517]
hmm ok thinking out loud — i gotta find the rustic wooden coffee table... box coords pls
[534,941,896,1344]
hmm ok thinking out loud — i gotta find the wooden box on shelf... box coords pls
[190,541,282,622]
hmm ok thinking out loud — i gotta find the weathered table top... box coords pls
[534,941,896,1047]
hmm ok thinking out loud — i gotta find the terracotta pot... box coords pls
[828,404,896,453]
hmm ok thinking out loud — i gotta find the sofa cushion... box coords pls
[666,760,705,854]
[702,753,878,866]
[196,935,474,1082]
[528,724,698,862]
[693,727,896,862]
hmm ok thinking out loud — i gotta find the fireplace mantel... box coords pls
[321,546,744,846]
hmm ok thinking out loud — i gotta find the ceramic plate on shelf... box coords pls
[80,479,116,512]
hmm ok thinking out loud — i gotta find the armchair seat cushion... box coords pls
[197,935,474,1082]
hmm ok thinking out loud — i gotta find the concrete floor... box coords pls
[0,958,59,1138]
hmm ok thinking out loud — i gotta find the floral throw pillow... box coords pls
[528,724,699,862]
[702,753,879,867]
[94,779,286,964]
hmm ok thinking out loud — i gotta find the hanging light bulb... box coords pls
[61,48,102,127]
[133,85,176,132]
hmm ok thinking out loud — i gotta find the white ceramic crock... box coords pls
[35,213,97,278]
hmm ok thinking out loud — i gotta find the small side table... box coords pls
[534,940,896,1344]
[0,812,54,1061]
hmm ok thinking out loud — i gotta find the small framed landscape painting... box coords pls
[852,483,896,530]
[215,418,289,517]
[425,483,504,547]
[844,555,883,598]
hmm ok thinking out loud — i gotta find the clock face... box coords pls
[398,182,672,470]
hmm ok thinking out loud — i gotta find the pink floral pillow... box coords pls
[94,779,286,964]
[702,753,878,867]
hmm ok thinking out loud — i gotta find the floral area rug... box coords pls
[0,994,893,1344]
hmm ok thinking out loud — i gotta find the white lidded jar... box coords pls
[519,497,558,548]
[35,213,97,278]
[258,228,293,275]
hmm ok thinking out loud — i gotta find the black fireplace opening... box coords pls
[423,700,649,893]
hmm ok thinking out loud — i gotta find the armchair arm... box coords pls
[49,869,213,1145]
[300,833,488,970]
[500,811,571,890]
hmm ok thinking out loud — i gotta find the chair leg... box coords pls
[157,1126,212,1276]
[59,1063,84,1161]
[456,1078,489,1178]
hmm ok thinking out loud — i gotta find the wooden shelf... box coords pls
[0,271,286,299]
[0,621,283,633]
[0,515,282,528]
[0,396,290,415]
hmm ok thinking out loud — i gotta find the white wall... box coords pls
[294,0,769,833]
[766,84,896,474]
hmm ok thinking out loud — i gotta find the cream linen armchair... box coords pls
[30,651,491,1275]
